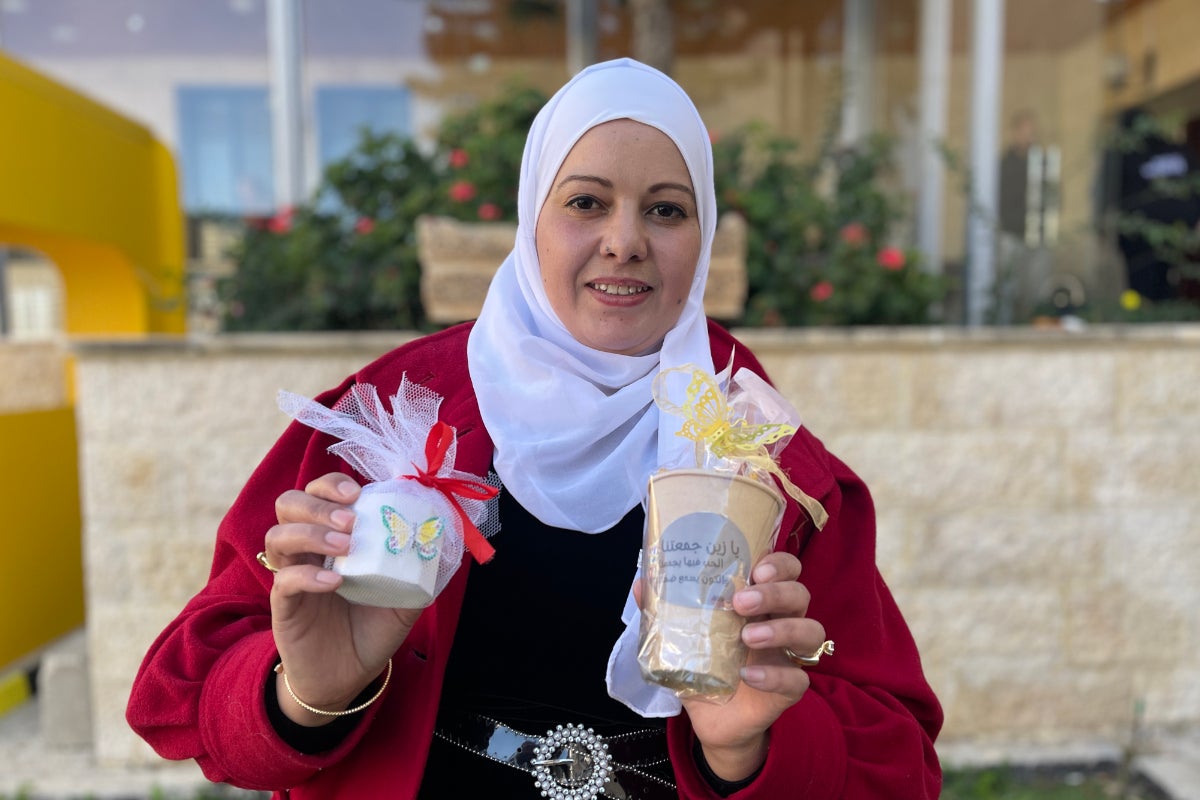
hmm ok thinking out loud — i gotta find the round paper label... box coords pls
[653,511,752,609]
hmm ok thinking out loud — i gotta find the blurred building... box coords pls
[2,0,1200,333]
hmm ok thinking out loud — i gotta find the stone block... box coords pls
[1137,666,1200,727]
[1116,350,1200,431]
[38,629,92,749]
[906,509,1106,589]
[828,430,1064,512]
[77,436,186,529]
[944,659,1134,740]
[900,587,1062,665]
[180,435,275,524]
[703,211,748,321]
[765,351,913,434]
[87,604,184,766]
[1108,507,1200,595]
[1066,432,1200,507]
[911,350,1115,431]
[0,342,68,412]
[131,531,219,609]
[1060,580,1138,667]
[416,215,515,324]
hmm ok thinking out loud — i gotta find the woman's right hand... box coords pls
[263,472,423,725]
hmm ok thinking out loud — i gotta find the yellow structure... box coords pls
[0,52,184,672]
[0,50,185,335]
[0,407,83,672]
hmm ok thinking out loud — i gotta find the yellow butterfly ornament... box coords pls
[382,505,445,560]
[653,366,829,531]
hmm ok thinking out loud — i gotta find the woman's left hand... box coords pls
[681,551,827,782]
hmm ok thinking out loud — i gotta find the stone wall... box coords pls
[0,340,68,412]
[69,325,1200,766]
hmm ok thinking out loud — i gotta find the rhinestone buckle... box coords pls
[529,723,614,800]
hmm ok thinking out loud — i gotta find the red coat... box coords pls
[127,321,942,798]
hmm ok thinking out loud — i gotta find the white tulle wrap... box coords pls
[278,376,501,609]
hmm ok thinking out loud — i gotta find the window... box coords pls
[315,85,411,170]
[177,86,274,215]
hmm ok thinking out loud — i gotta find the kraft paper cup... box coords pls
[328,482,457,609]
[638,469,784,699]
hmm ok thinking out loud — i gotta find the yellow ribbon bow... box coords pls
[653,366,828,530]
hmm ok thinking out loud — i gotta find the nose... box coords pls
[601,207,647,262]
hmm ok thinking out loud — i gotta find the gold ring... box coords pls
[256,551,279,574]
[784,640,835,667]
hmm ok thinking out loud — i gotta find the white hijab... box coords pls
[467,58,717,535]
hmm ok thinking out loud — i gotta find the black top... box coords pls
[418,488,666,796]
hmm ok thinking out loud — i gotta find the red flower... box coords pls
[354,217,376,235]
[448,148,470,169]
[810,281,834,302]
[477,202,502,221]
[267,206,294,234]
[708,129,720,144]
[449,180,477,203]
[877,247,906,271]
[839,222,867,246]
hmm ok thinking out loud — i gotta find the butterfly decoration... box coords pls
[382,505,445,560]
[652,364,830,532]
[674,371,794,458]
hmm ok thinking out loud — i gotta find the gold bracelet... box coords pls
[274,658,392,717]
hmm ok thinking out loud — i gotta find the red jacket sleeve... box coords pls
[666,328,944,798]
[127,325,490,795]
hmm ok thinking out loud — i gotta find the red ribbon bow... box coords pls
[402,421,497,564]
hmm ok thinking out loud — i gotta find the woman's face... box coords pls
[535,119,701,356]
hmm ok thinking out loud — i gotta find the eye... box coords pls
[566,195,601,211]
[649,202,686,219]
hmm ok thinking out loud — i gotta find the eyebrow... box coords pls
[555,174,696,201]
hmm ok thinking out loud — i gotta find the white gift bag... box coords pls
[279,376,500,609]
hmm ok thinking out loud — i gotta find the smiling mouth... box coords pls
[589,282,651,296]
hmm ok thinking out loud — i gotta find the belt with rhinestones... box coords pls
[434,711,677,800]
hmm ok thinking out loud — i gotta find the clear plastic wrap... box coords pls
[637,362,827,702]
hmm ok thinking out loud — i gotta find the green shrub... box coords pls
[712,122,948,326]
[218,85,945,331]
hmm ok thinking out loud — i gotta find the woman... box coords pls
[128,58,942,798]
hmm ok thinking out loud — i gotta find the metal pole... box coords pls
[966,0,1005,326]
[267,0,305,209]
[840,0,876,146]
[917,0,951,276]
[566,0,599,76]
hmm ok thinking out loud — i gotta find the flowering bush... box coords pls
[219,83,945,331]
[219,86,542,331]
[712,123,948,326]
[433,86,544,222]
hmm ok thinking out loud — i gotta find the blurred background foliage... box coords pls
[217,82,948,332]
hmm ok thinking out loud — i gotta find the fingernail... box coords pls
[753,563,777,583]
[330,509,355,529]
[338,481,359,498]
[325,531,351,549]
[742,623,771,645]
[316,570,341,585]
[737,589,763,612]
[741,666,766,685]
